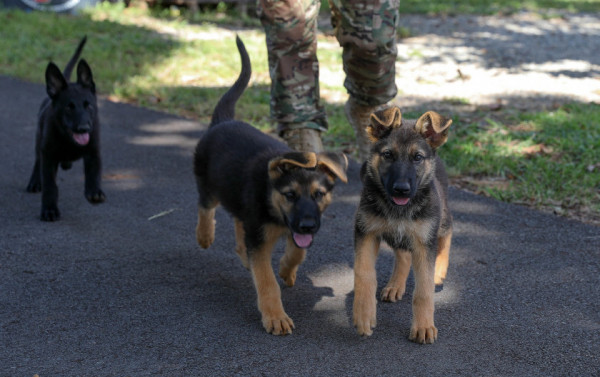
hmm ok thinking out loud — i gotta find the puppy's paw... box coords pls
[41,206,60,222]
[434,274,445,286]
[352,298,377,336]
[26,181,41,193]
[409,325,438,344]
[262,313,294,335]
[381,284,406,303]
[353,315,376,337]
[196,234,214,249]
[196,220,215,249]
[278,265,297,287]
[86,189,106,204]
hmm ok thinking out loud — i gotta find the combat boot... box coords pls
[281,128,324,153]
[345,98,389,162]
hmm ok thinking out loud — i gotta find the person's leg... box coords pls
[258,0,326,152]
[329,0,399,160]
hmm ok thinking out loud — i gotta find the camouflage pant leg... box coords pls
[257,0,328,133]
[329,0,399,107]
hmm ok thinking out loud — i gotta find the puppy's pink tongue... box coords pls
[293,233,313,248]
[392,197,410,206]
[73,133,90,145]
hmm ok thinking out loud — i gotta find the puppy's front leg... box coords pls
[381,250,411,302]
[279,236,306,287]
[83,151,105,203]
[352,232,380,336]
[40,157,60,221]
[409,243,437,344]
[249,234,294,335]
[26,156,42,193]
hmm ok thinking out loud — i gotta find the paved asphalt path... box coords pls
[1,75,599,376]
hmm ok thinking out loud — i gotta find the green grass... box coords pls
[444,104,600,222]
[0,1,598,224]
[0,2,273,126]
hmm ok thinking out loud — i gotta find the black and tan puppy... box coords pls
[26,36,104,221]
[194,37,348,335]
[352,106,453,344]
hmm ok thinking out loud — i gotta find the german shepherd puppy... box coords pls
[26,36,104,221]
[194,37,348,335]
[352,106,453,344]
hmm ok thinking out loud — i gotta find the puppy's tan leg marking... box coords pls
[409,242,437,344]
[196,207,216,249]
[233,218,249,269]
[434,230,452,285]
[279,237,306,287]
[250,228,294,335]
[352,233,380,336]
[381,250,411,302]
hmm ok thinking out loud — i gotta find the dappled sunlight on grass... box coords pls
[446,103,600,222]
[85,12,273,124]
[0,10,178,91]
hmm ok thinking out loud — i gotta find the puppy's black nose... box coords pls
[299,218,318,234]
[392,182,411,197]
[76,123,91,133]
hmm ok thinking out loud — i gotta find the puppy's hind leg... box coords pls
[279,236,306,287]
[234,218,249,269]
[435,230,452,285]
[195,177,218,249]
[196,204,217,249]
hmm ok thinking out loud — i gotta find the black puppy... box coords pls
[26,36,105,221]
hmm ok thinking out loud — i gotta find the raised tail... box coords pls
[63,36,87,82]
[209,35,252,127]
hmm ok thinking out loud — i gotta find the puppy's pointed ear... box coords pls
[77,59,95,93]
[45,63,67,99]
[415,111,452,149]
[317,152,348,183]
[268,152,317,180]
[366,107,402,142]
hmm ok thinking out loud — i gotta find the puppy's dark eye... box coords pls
[413,153,424,163]
[283,192,296,202]
[381,150,393,161]
[83,101,90,109]
[313,190,325,200]
[68,102,75,111]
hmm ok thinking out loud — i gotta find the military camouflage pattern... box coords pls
[258,0,327,133]
[330,0,399,107]
[257,0,399,133]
